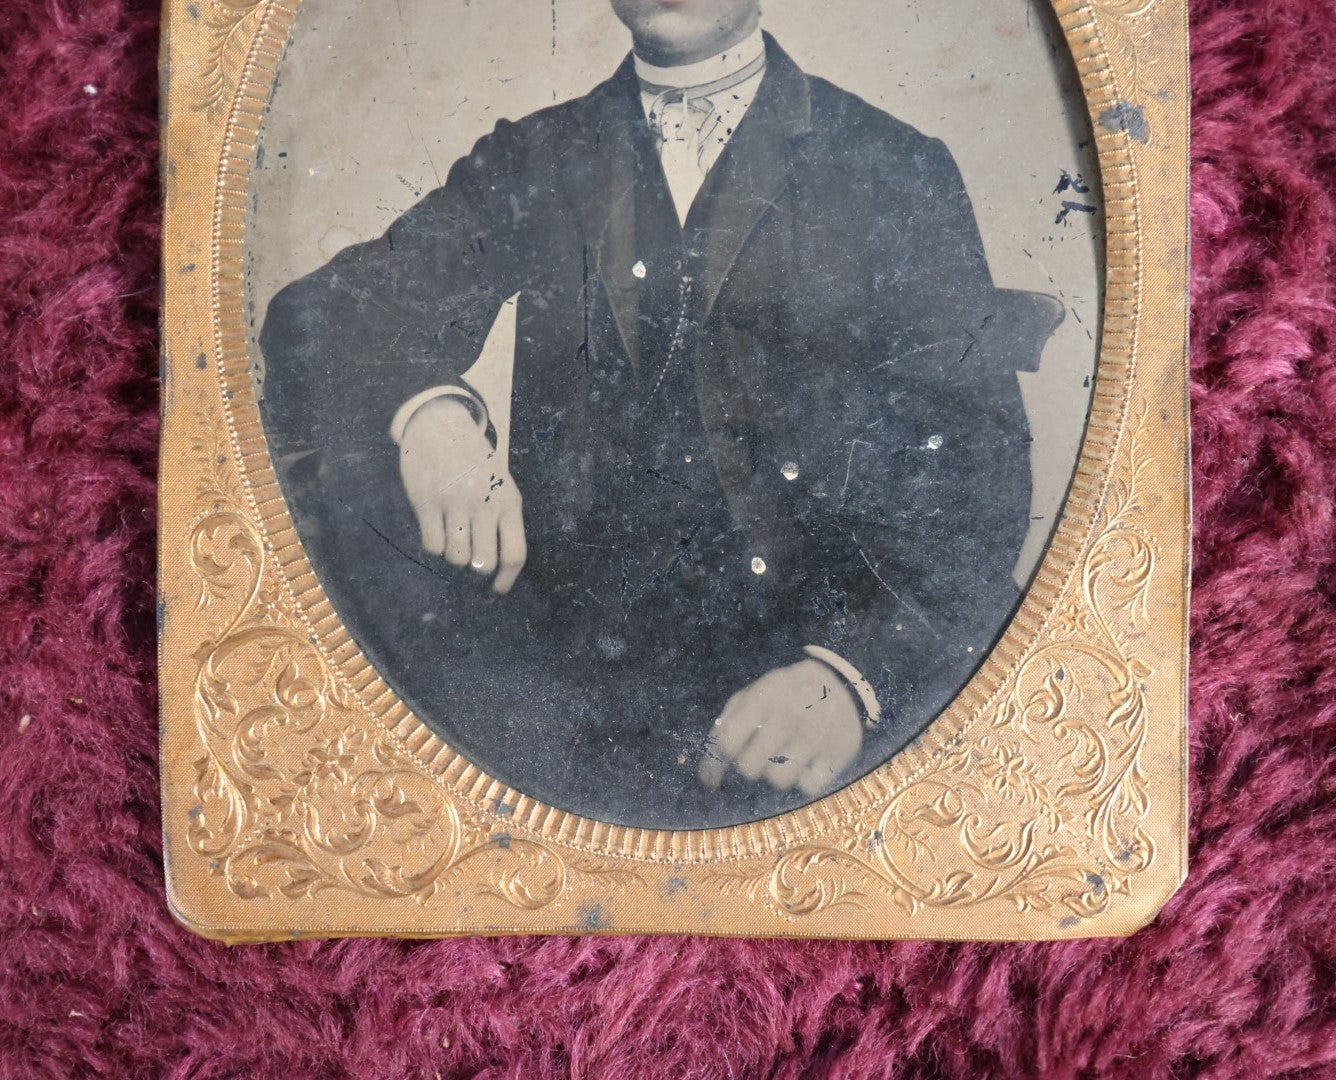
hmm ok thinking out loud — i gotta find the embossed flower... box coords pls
[294,739,358,789]
[982,746,1038,800]
[457,806,498,848]
[253,582,287,622]
[1054,598,1093,638]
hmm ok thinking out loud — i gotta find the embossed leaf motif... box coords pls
[372,735,403,770]
[274,656,322,713]
[925,871,975,906]
[372,784,425,823]
[368,777,443,850]
[189,755,246,859]
[1057,724,1109,793]
[196,0,268,120]
[304,802,376,857]
[233,706,289,781]
[489,843,567,911]
[913,789,965,829]
[1030,669,1072,727]
[1089,0,1160,99]
[1062,874,1113,918]
[771,850,871,916]
[1119,826,1157,872]
[240,831,335,900]
[360,857,447,903]
[192,514,261,613]
[1106,683,1144,732]
[966,819,1039,872]
[196,662,240,726]
[994,695,1021,730]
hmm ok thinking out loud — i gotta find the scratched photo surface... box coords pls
[249,0,1102,830]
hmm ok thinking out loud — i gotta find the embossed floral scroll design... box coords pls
[185,403,643,911]
[711,412,1159,923]
[172,0,1180,935]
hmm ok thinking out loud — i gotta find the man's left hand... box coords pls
[698,659,863,797]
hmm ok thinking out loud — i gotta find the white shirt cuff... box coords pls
[803,645,881,727]
[390,386,488,445]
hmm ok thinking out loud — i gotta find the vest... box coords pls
[538,139,788,682]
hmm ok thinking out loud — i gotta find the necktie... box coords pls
[641,52,768,224]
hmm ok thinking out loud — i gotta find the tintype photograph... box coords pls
[250,0,1102,830]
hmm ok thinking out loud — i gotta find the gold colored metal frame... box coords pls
[159,0,1189,942]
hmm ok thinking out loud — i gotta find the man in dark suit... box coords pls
[259,0,1057,829]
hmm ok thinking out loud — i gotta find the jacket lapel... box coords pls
[685,35,814,330]
[564,38,815,377]
[562,56,657,378]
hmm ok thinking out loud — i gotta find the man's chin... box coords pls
[631,16,725,62]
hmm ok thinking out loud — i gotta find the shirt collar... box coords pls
[633,27,766,91]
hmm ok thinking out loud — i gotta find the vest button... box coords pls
[751,557,768,576]
[632,260,647,279]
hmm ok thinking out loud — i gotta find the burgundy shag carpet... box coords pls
[2,1,1334,1076]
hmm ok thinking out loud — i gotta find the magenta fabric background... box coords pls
[1,1,1334,1077]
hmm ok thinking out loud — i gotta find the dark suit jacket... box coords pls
[259,36,1051,828]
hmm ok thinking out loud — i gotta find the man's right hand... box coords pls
[399,397,527,593]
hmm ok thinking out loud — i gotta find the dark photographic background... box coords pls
[2,1,1335,1077]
